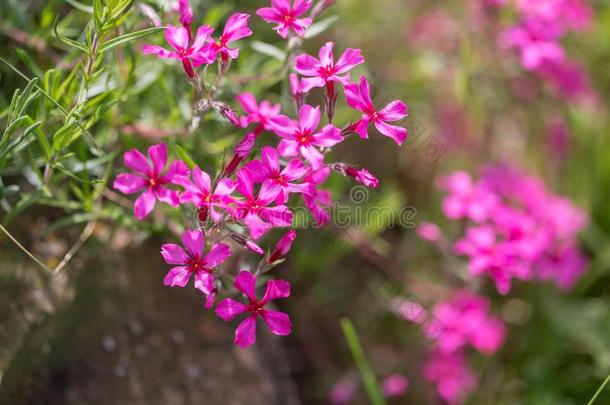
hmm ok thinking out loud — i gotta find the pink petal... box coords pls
[358,75,374,107]
[277,139,299,157]
[215,298,247,321]
[142,45,176,59]
[270,115,299,138]
[261,310,292,336]
[373,120,407,145]
[234,315,257,348]
[192,25,214,51]
[261,146,280,174]
[155,186,179,206]
[123,148,150,174]
[379,100,408,121]
[319,41,334,67]
[313,124,343,147]
[113,173,147,194]
[194,271,214,294]
[234,270,257,301]
[300,145,324,169]
[181,228,205,257]
[236,169,254,198]
[164,25,190,51]
[272,0,291,13]
[163,160,190,182]
[298,105,320,133]
[192,166,211,193]
[261,279,291,303]
[243,160,271,183]
[204,242,232,267]
[236,92,258,114]
[281,158,308,181]
[256,7,283,23]
[261,205,293,227]
[335,48,365,74]
[214,178,237,196]
[160,243,188,265]
[344,82,369,113]
[295,54,322,76]
[134,188,156,219]
[292,0,313,16]
[292,17,313,36]
[259,180,282,205]
[163,266,191,287]
[147,143,167,175]
[300,76,327,93]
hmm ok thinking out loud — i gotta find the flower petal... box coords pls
[192,165,211,193]
[113,173,147,194]
[298,104,320,133]
[234,315,257,348]
[223,13,252,42]
[215,298,247,321]
[234,270,257,301]
[373,120,407,145]
[335,48,365,74]
[164,25,190,51]
[181,228,205,257]
[134,188,156,219]
[161,243,188,265]
[124,148,150,174]
[261,279,291,304]
[163,266,191,287]
[204,242,232,267]
[261,310,292,336]
[379,100,408,121]
[295,54,321,76]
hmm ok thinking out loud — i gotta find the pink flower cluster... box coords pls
[114,0,408,348]
[497,0,594,101]
[438,165,588,294]
[396,292,505,404]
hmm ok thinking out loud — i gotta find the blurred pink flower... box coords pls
[215,271,292,348]
[344,76,408,145]
[176,0,193,27]
[423,351,477,405]
[437,171,498,223]
[416,222,442,242]
[257,0,313,39]
[237,93,282,134]
[381,373,409,398]
[113,143,188,220]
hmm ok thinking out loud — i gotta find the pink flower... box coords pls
[270,104,343,168]
[332,163,379,188]
[423,351,477,405]
[231,233,265,256]
[437,171,498,222]
[536,244,588,290]
[344,76,408,145]
[381,374,409,398]
[174,165,236,222]
[113,143,188,220]
[268,229,297,263]
[244,146,309,204]
[257,0,313,38]
[454,225,530,294]
[143,25,214,78]
[329,375,358,404]
[237,93,282,133]
[498,19,565,70]
[215,270,292,348]
[161,229,232,308]
[224,132,257,176]
[295,42,365,93]
[203,13,253,63]
[425,293,506,355]
[234,169,293,239]
[416,222,442,242]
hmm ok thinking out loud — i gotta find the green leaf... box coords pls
[98,26,164,53]
[53,17,88,52]
[175,145,196,169]
[251,41,286,61]
[64,0,94,13]
[304,15,339,39]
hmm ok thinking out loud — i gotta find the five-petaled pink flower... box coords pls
[113,143,188,220]
[215,270,292,348]
[270,104,343,168]
[244,146,309,204]
[204,13,253,63]
[143,25,213,78]
[161,229,232,308]
[175,165,236,222]
[257,0,313,38]
[237,93,282,134]
[234,169,293,239]
[344,75,409,145]
[295,41,365,93]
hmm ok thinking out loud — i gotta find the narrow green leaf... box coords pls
[64,0,94,13]
[175,145,196,169]
[53,17,88,52]
[251,41,286,61]
[98,26,164,53]
[304,15,339,39]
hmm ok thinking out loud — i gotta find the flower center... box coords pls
[296,130,312,145]
[188,257,209,273]
[319,64,336,79]
[283,13,295,24]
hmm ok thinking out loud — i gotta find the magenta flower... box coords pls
[437,171,498,222]
[113,143,188,220]
[332,163,379,188]
[143,25,214,78]
[161,229,232,308]
[203,13,253,63]
[234,169,293,239]
[268,229,297,263]
[236,93,282,133]
[423,351,477,405]
[270,104,343,169]
[215,270,292,348]
[175,165,236,222]
[295,42,364,93]
[416,222,442,243]
[256,0,313,38]
[344,76,408,145]
[498,19,565,70]
[302,166,332,225]
[381,374,409,398]
[244,146,308,204]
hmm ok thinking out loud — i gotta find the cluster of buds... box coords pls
[113,0,408,348]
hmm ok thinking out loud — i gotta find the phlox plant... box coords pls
[110,0,409,348]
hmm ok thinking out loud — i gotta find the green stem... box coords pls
[340,318,386,405]
[587,373,610,405]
